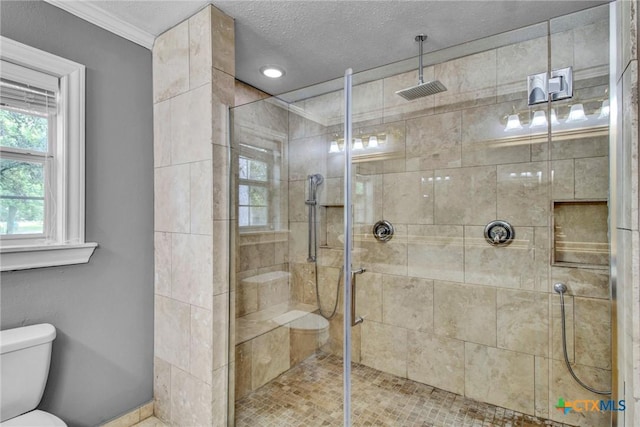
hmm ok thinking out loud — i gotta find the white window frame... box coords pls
[0,37,97,271]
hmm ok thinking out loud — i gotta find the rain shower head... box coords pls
[396,34,447,101]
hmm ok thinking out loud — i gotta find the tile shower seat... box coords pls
[236,301,318,344]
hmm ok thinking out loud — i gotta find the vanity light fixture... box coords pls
[260,65,285,78]
[329,140,340,153]
[598,99,610,119]
[565,103,588,123]
[368,135,378,148]
[529,110,547,129]
[504,114,523,131]
[353,138,364,150]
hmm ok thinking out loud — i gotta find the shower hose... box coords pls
[557,287,611,395]
[314,262,342,320]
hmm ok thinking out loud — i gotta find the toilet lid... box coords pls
[1,410,66,427]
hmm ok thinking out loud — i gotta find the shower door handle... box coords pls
[351,268,365,326]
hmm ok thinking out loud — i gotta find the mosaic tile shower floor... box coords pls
[235,353,574,427]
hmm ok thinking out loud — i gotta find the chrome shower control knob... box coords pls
[484,220,515,246]
[372,220,394,242]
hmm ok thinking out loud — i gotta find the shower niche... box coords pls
[553,200,609,267]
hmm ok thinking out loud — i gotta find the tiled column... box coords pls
[615,1,640,426]
[152,5,234,426]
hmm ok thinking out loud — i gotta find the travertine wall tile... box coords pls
[574,157,609,199]
[153,21,189,103]
[171,366,213,426]
[154,232,172,297]
[497,289,549,356]
[574,297,611,369]
[361,321,407,377]
[153,357,171,422]
[252,327,290,389]
[154,164,190,233]
[407,224,464,282]
[382,171,434,224]
[497,162,549,226]
[190,161,213,235]
[434,166,497,225]
[171,233,213,309]
[408,331,464,394]
[154,100,171,167]
[155,296,190,371]
[190,306,213,383]
[170,84,213,164]
[189,7,213,89]
[382,275,433,332]
[405,111,462,171]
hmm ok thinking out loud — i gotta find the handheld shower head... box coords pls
[309,174,324,185]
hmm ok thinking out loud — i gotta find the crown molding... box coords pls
[44,0,155,49]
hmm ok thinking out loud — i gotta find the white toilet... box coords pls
[0,324,67,426]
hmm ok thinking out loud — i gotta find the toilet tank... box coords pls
[0,324,56,423]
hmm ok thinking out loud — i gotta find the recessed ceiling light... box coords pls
[260,65,285,78]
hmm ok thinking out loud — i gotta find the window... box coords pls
[238,146,271,229]
[0,37,96,271]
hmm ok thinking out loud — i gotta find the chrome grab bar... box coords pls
[351,267,365,326]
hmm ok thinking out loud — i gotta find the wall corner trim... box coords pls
[43,0,155,50]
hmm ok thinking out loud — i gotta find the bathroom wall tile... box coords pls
[382,171,434,225]
[619,61,639,231]
[212,68,235,107]
[355,271,382,323]
[551,159,574,199]
[190,161,213,235]
[461,101,532,167]
[497,289,549,356]
[574,157,608,199]
[382,275,433,332]
[288,180,307,222]
[235,81,269,108]
[154,164,190,233]
[551,28,574,71]
[574,20,609,72]
[304,89,343,127]
[317,266,343,315]
[533,227,551,292]
[434,50,497,112]
[355,224,408,275]
[172,233,213,309]
[212,292,229,370]
[235,341,252,400]
[290,313,327,366]
[407,331,464,395]
[236,279,257,317]
[465,343,535,414]
[433,281,496,346]
[496,37,548,99]
[407,224,464,282]
[190,306,213,383]
[405,111,462,171]
[154,100,171,167]
[551,293,574,362]
[252,326,290,389]
[239,239,275,271]
[155,296,190,371]
[320,313,361,363]
[433,166,496,225]
[534,356,549,419]
[189,7,213,89]
[354,174,382,227]
[257,274,289,311]
[574,297,611,369]
[497,162,549,227]
[211,366,228,426]
[154,232,171,297]
[325,206,344,248]
[551,266,609,299]
[212,144,230,220]
[211,5,235,76]
[170,367,213,427]
[549,359,611,427]
[153,356,171,422]
[618,0,638,79]
[289,136,327,181]
[291,262,316,305]
[153,21,189,103]
[212,219,230,296]
[353,80,384,124]
[139,402,154,421]
[288,222,308,264]
[383,68,435,121]
[321,177,343,206]
[464,226,535,289]
[550,134,608,160]
[102,407,140,427]
[171,84,213,164]
[553,201,609,266]
[361,320,407,377]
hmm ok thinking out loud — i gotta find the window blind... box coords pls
[0,78,56,117]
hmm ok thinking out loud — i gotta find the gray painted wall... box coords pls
[0,1,154,426]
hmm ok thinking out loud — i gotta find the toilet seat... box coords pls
[1,410,67,427]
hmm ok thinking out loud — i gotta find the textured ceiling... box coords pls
[91,0,610,95]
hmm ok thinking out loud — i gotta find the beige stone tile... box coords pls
[188,7,212,89]
[212,219,230,296]
[434,50,497,112]
[382,171,434,225]
[497,289,549,356]
[574,297,611,369]
[132,416,168,427]
[153,100,171,167]
[433,281,496,346]
[155,296,190,371]
[619,61,639,231]
[533,227,551,292]
[212,292,229,370]
[574,19,609,71]
[320,313,361,363]
[408,331,464,394]
[553,201,609,266]
[291,262,316,305]
[289,313,327,366]
[236,279,257,317]
[497,162,549,227]
[288,135,327,182]
[153,357,171,422]
[172,233,213,309]
[288,222,308,264]
[550,134,608,160]
[355,271,382,322]
[551,293,575,363]
[464,226,535,289]
[321,177,343,206]
[101,408,139,427]
[354,174,382,227]
[405,111,462,171]
[212,68,235,107]
[256,273,289,311]
[433,166,497,225]
[235,341,252,400]
[211,365,228,426]
[170,84,213,165]
[189,161,212,235]
[317,266,343,315]
[382,275,433,332]
[212,144,230,221]
[353,80,384,124]
[211,6,235,76]
[304,89,343,127]
[139,402,153,421]
[170,366,212,426]
[355,224,408,275]
[325,206,344,248]
[154,232,171,297]
[190,305,212,383]
[252,326,290,389]
[465,343,535,414]
[154,164,190,233]
[153,21,189,103]
[407,224,464,282]
[548,359,611,427]
[382,68,435,121]
[551,159,574,199]
[496,37,548,98]
[551,267,609,301]
[213,94,231,147]
[235,81,269,108]
[288,180,307,222]
[574,157,608,199]
[361,320,407,377]
[534,356,549,419]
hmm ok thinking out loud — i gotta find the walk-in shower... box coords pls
[230,4,614,426]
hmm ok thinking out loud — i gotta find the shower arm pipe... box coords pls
[416,34,426,84]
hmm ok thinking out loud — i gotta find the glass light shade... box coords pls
[550,108,560,125]
[598,100,610,119]
[353,138,364,150]
[504,114,523,131]
[566,104,588,123]
[329,140,340,153]
[368,135,378,148]
[529,110,547,129]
